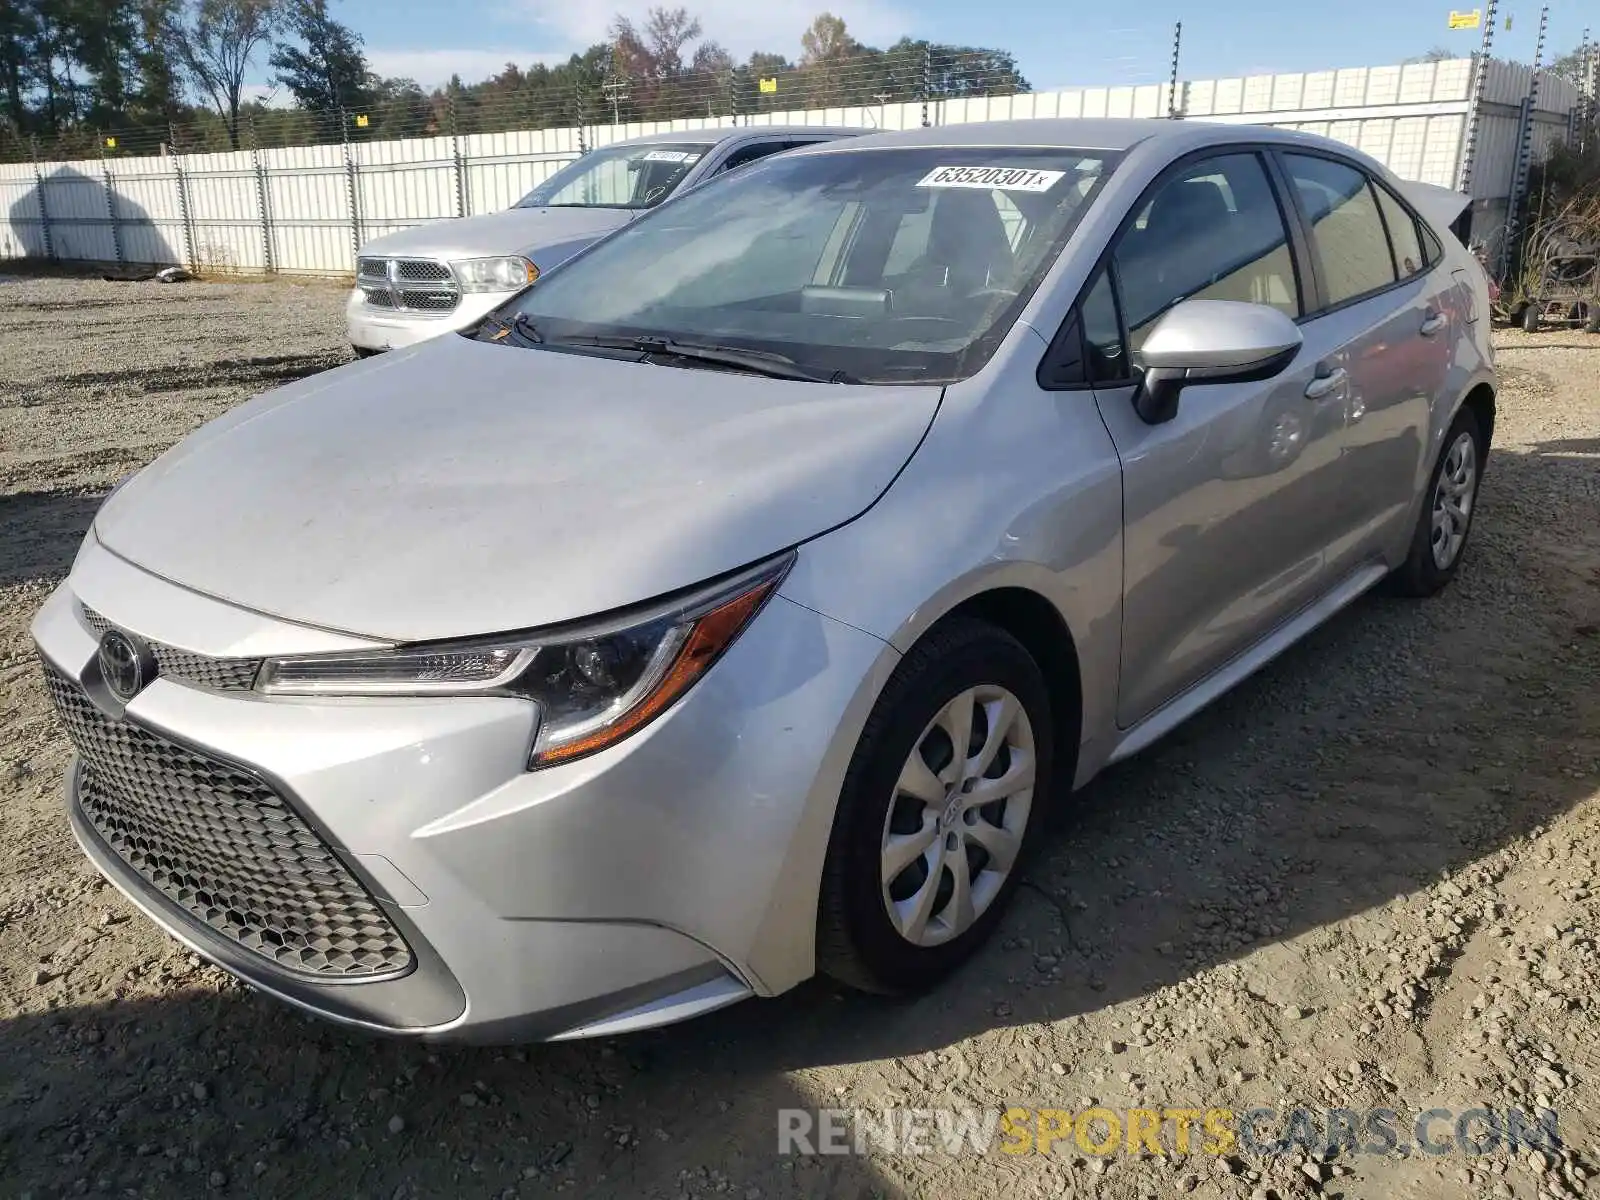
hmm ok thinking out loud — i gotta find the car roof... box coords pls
[607,125,867,148]
[794,117,1340,155]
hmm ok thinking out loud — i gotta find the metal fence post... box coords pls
[449,94,468,217]
[1501,4,1548,280]
[1168,22,1184,118]
[169,123,198,272]
[339,106,362,259]
[921,44,932,128]
[99,137,125,267]
[29,135,54,260]
[248,119,274,273]
[1457,0,1498,199]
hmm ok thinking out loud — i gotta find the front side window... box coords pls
[515,142,715,211]
[1113,152,1300,352]
[1284,154,1398,306]
[499,147,1118,384]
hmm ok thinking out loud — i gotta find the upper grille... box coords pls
[80,605,261,692]
[355,256,461,314]
[396,259,452,282]
[44,663,413,979]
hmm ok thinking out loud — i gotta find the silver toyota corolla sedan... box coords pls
[32,118,1495,1042]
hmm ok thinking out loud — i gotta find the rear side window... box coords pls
[1284,154,1397,306]
[1113,152,1300,351]
[1373,184,1427,280]
[718,141,794,174]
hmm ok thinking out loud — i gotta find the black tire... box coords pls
[1388,406,1484,598]
[817,618,1054,995]
[1584,309,1600,334]
[1522,303,1541,333]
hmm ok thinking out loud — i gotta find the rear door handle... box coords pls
[1420,310,1447,337]
[1304,368,1348,400]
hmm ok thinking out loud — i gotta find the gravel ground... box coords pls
[1,276,1598,1200]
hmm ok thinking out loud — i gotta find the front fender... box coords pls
[778,331,1127,787]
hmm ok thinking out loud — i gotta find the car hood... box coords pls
[357,207,633,264]
[94,336,941,643]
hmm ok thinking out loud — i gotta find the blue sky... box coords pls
[309,0,1593,95]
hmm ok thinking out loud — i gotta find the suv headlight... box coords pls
[451,256,538,293]
[256,553,793,768]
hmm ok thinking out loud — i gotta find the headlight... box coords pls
[256,553,793,768]
[451,256,538,293]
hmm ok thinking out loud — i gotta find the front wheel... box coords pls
[817,618,1054,995]
[1388,407,1483,597]
[1522,303,1542,332]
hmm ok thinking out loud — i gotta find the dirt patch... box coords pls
[1,281,1597,1199]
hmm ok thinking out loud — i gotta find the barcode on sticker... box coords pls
[643,150,698,163]
[916,165,1065,192]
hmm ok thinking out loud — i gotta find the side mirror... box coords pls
[1132,300,1303,425]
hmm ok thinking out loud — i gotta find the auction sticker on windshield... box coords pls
[916,165,1065,192]
[643,150,701,163]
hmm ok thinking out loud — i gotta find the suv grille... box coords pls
[80,605,261,692]
[43,663,413,979]
[356,256,461,314]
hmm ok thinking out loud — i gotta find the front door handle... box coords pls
[1420,310,1447,337]
[1304,367,1348,400]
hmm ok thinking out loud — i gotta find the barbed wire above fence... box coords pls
[0,47,1029,164]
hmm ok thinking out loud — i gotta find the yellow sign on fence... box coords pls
[1448,9,1481,29]
[759,77,778,94]
[103,136,117,149]
[354,113,370,127]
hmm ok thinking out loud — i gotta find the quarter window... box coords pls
[1113,153,1300,352]
[1284,154,1397,306]
[1082,268,1126,383]
[1373,183,1427,279]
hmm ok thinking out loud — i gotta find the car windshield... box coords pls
[497,146,1118,384]
[514,142,715,211]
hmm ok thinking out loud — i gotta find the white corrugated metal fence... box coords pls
[0,58,1573,276]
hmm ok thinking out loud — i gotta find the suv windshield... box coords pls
[499,146,1117,384]
[515,142,715,211]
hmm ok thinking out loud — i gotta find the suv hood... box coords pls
[94,336,940,643]
[357,207,633,267]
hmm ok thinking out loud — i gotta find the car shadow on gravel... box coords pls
[0,490,106,589]
[2,446,1597,1199]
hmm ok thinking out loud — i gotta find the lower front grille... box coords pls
[43,663,413,980]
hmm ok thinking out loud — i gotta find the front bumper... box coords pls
[345,289,507,353]
[32,536,895,1040]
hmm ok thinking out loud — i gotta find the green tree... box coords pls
[269,0,369,112]
[170,0,283,148]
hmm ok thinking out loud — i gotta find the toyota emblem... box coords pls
[97,629,153,702]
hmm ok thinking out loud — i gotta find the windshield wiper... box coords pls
[551,334,854,383]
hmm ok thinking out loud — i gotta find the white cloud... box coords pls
[366,48,574,88]
[511,0,914,60]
